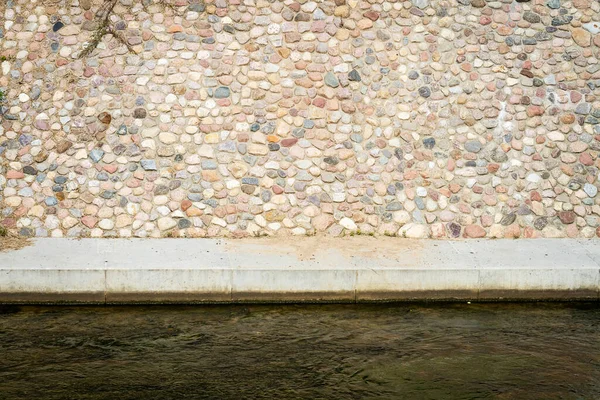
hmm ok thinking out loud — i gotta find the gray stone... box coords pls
[133,108,147,118]
[500,213,516,226]
[418,86,431,98]
[214,86,230,98]
[324,72,339,88]
[202,160,217,170]
[89,149,104,163]
[423,137,435,149]
[552,15,573,26]
[575,103,592,115]
[523,12,541,24]
[386,202,403,211]
[584,183,598,198]
[464,141,482,153]
[348,70,361,82]
[583,22,600,35]
[141,160,157,171]
[411,0,429,9]
[45,197,58,206]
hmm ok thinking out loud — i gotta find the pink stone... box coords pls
[104,165,118,174]
[504,224,521,238]
[281,138,298,147]
[526,105,544,117]
[580,152,594,166]
[465,224,486,238]
[81,216,97,229]
[313,98,326,108]
[312,214,334,231]
[181,200,192,211]
[6,170,25,179]
[566,224,579,238]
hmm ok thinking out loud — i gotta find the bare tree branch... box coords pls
[78,0,185,59]
[78,0,119,59]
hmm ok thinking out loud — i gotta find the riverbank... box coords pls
[0,238,598,304]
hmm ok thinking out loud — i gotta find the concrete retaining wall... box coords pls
[0,238,598,303]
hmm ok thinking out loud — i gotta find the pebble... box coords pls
[324,72,339,88]
[89,149,104,163]
[584,184,598,198]
[140,160,157,171]
[214,87,230,98]
[339,217,357,231]
[464,141,482,153]
[348,70,361,82]
[419,87,431,98]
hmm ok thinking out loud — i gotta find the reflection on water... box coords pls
[1,303,599,399]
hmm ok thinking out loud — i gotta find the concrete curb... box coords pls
[0,238,599,303]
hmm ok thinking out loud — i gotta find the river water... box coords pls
[1,303,599,399]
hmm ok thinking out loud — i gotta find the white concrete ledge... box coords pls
[0,238,599,303]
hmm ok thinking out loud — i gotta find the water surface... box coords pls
[1,303,599,399]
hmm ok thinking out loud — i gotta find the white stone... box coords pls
[399,223,429,239]
[339,217,357,230]
[99,219,115,230]
[157,217,177,231]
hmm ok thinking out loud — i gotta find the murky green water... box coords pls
[1,303,599,399]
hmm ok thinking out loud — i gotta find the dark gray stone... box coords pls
[423,137,435,149]
[133,108,147,118]
[523,11,541,24]
[500,213,516,226]
[447,222,461,238]
[178,219,192,229]
[23,166,37,175]
[348,69,361,82]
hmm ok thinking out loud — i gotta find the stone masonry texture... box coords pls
[2,0,600,239]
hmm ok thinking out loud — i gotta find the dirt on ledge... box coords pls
[0,235,32,253]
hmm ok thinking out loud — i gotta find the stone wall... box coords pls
[1,0,600,239]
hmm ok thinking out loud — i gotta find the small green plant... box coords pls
[0,225,7,237]
[349,229,375,237]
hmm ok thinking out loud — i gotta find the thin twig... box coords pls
[78,0,187,59]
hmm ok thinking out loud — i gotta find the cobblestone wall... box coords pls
[2,0,600,238]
